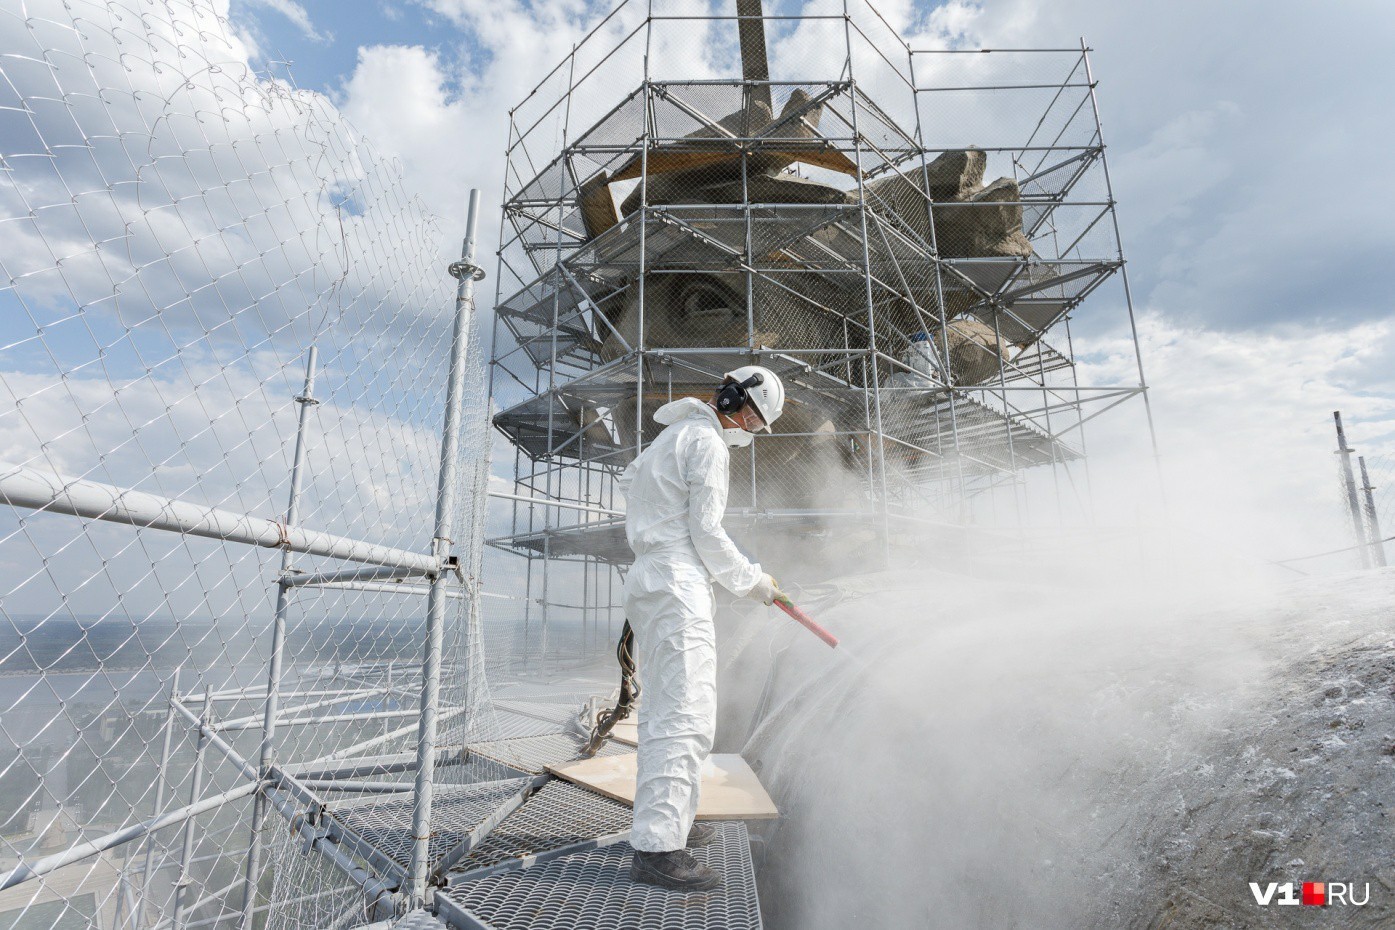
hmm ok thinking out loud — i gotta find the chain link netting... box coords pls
[0,1,506,927]
[1,0,1162,925]
[489,3,1146,654]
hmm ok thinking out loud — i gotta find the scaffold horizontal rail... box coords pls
[0,461,439,573]
[0,781,263,893]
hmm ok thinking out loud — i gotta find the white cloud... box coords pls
[339,44,484,241]
[5,0,1394,599]
[335,0,736,259]
[0,0,472,616]
[319,0,1395,568]
[240,0,332,42]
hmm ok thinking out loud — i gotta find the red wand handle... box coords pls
[774,595,839,649]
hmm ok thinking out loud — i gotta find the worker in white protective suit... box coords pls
[621,365,785,891]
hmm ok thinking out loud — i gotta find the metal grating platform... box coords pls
[331,778,533,872]
[448,780,634,874]
[437,822,762,930]
[467,732,631,775]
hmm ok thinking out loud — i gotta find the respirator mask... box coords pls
[721,427,754,448]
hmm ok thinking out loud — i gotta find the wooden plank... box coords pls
[609,144,859,184]
[609,718,637,747]
[546,752,778,820]
[577,172,618,240]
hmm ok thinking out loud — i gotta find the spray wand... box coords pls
[582,595,842,758]
[773,593,839,648]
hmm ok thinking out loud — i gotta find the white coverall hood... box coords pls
[652,396,710,426]
[619,396,763,852]
[653,396,752,447]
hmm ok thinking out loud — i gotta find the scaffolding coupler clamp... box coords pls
[443,554,466,584]
[448,260,486,282]
[292,803,331,855]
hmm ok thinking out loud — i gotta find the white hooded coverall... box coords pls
[619,397,763,852]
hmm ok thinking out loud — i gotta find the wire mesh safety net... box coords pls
[0,0,1163,926]
[0,1,505,928]
[487,0,1144,629]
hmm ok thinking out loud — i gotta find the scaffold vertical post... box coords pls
[841,0,893,561]
[1333,411,1369,569]
[408,187,483,907]
[1358,455,1386,568]
[134,668,179,928]
[1082,40,1165,514]
[240,344,319,928]
[173,688,212,930]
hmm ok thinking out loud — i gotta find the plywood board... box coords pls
[609,718,637,747]
[547,752,778,820]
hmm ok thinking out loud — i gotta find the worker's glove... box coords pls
[749,573,782,606]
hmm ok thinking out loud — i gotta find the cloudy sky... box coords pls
[3,0,1393,617]
[224,0,1395,564]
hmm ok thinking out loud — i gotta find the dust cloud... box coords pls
[716,534,1395,928]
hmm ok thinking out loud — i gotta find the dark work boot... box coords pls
[686,822,718,848]
[630,849,722,891]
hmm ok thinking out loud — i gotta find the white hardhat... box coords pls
[719,364,785,432]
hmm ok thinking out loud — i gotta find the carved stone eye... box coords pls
[681,284,738,322]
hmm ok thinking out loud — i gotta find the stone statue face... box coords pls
[596,267,847,361]
[589,135,1032,374]
[576,93,1036,508]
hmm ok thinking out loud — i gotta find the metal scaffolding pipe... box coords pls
[134,670,179,927]
[266,766,411,884]
[1333,411,1370,569]
[281,565,426,588]
[241,346,320,930]
[214,688,386,730]
[1358,455,1387,568]
[219,709,421,730]
[303,705,471,767]
[488,489,622,516]
[172,688,212,930]
[285,753,424,780]
[0,460,437,574]
[408,187,484,906]
[304,580,465,599]
[0,781,261,893]
[262,786,396,919]
[297,780,416,793]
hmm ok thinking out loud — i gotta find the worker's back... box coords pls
[621,397,723,561]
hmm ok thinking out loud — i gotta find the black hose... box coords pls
[581,620,639,756]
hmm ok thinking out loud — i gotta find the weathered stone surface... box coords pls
[702,173,853,208]
[862,148,987,231]
[580,90,1045,509]
[932,176,1033,260]
[864,151,1032,260]
[616,90,852,216]
[933,317,1009,385]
